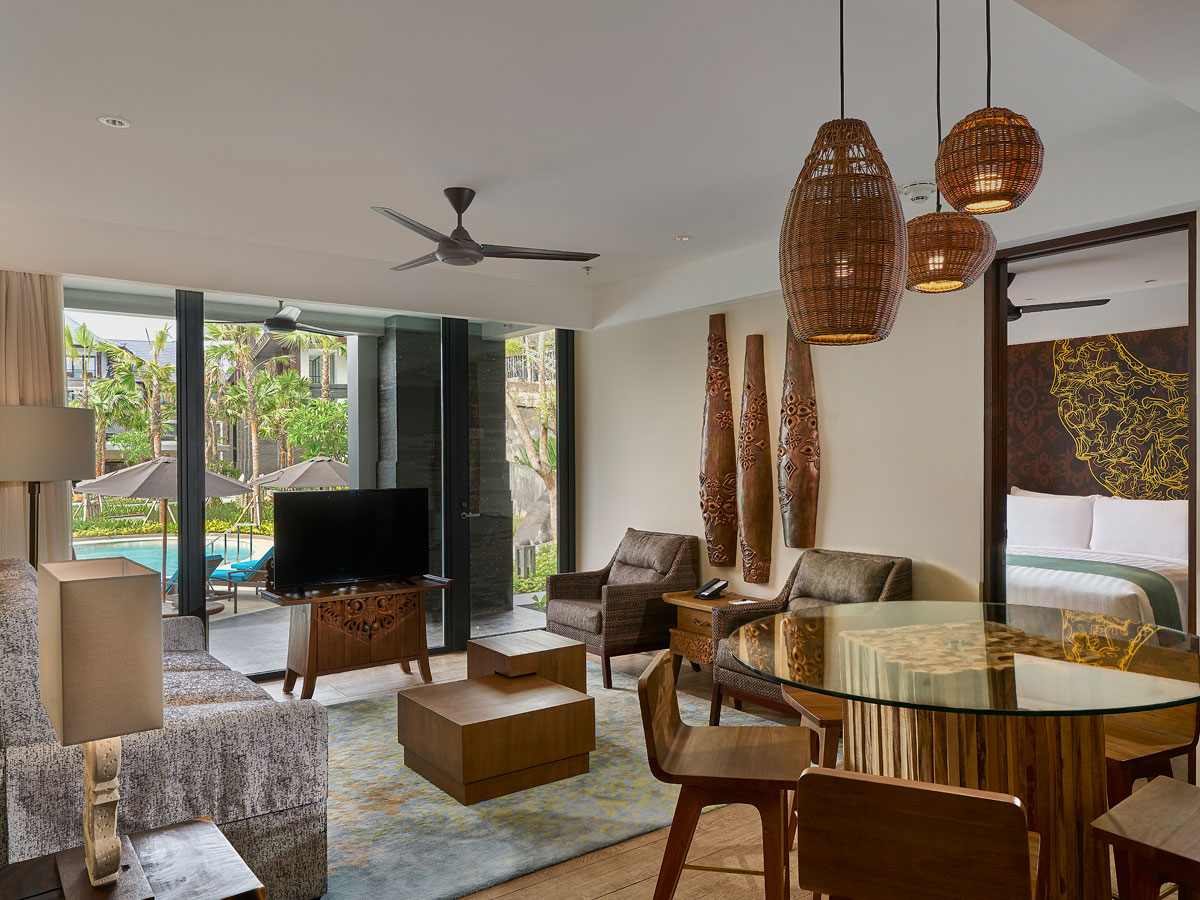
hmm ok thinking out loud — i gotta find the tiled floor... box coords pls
[209,593,547,676]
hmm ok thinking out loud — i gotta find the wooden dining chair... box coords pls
[781,686,842,769]
[792,768,1042,900]
[637,649,810,900]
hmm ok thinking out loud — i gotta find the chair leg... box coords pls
[1108,765,1137,900]
[733,697,743,711]
[653,785,706,900]
[753,789,790,900]
[672,652,684,682]
[821,724,841,769]
[1123,853,1162,900]
[709,683,723,726]
[602,652,613,690]
[690,660,701,672]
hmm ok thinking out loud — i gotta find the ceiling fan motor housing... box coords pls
[436,239,484,266]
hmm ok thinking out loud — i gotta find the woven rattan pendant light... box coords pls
[779,0,907,345]
[907,0,996,293]
[935,0,1043,214]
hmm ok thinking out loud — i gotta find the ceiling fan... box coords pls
[372,187,600,271]
[1006,273,1110,322]
[219,301,346,336]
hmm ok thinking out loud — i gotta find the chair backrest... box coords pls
[637,649,685,783]
[793,768,1035,900]
[608,529,687,585]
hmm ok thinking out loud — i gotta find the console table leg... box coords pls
[282,669,298,693]
[417,656,432,683]
[300,673,317,700]
[400,660,412,674]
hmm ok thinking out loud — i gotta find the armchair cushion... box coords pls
[793,549,895,605]
[546,598,603,634]
[614,529,685,576]
[786,596,834,612]
[608,561,662,585]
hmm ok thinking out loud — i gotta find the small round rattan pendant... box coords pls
[779,118,908,345]
[935,107,1044,214]
[906,210,995,292]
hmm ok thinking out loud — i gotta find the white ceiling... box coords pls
[2,1,1199,329]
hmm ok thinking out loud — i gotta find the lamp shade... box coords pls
[906,211,996,293]
[780,118,908,345]
[935,107,1044,214]
[0,405,95,482]
[38,558,163,746]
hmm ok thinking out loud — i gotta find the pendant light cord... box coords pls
[839,0,846,118]
[935,0,943,212]
[985,0,992,107]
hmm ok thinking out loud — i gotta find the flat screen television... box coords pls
[273,488,429,591]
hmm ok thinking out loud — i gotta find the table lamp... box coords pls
[38,558,163,893]
[0,405,95,566]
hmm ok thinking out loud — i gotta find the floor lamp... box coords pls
[0,405,95,567]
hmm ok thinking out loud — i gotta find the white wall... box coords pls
[577,285,985,603]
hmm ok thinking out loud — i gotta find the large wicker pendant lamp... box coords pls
[907,0,996,293]
[935,0,1043,214]
[779,0,907,345]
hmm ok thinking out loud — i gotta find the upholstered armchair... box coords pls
[709,548,912,724]
[546,528,700,689]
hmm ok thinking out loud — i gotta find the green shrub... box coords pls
[513,541,557,594]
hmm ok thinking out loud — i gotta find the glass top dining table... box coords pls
[727,600,1200,717]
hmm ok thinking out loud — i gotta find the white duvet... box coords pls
[1006,544,1188,630]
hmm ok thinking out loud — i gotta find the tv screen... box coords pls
[273,488,429,591]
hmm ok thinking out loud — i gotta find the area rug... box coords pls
[324,660,775,899]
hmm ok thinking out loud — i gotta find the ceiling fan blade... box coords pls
[298,324,348,337]
[390,252,439,272]
[1019,298,1111,315]
[480,244,599,262]
[372,207,450,243]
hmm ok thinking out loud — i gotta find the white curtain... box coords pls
[0,270,72,563]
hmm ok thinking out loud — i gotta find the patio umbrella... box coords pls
[76,456,250,600]
[250,456,349,490]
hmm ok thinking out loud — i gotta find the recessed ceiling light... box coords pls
[97,116,131,129]
[1144,278,1158,284]
[675,234,692,241]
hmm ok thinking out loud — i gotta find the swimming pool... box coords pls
[72,536,271,574]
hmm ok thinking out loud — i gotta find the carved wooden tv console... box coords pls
[263,576,451,700]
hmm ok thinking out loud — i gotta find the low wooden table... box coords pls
[161,600,225,619]
[663,589,752,679]
[467,630,586,692]
[397,674,595,805]
[263,576,451,700]
[0,818,263,900]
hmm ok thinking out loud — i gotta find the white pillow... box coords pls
[1090,496,1189,560]
[1007,494,1095,550]
[1011,486,1098,499]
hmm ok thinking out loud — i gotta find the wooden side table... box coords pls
[0,818,263,900]
[467,631,587,692]
[663,589,752,680]
[264,576,451,700]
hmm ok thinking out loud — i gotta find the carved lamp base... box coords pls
[83,737,122,886]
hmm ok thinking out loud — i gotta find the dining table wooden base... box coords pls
[843,700,1108,900]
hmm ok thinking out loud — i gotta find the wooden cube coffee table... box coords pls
[467,630,586,692]
[397,674,595,805]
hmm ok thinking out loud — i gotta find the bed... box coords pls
[1005,489,1190,631]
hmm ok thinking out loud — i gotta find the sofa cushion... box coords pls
[614,529,684,575]
[547,599,603,634]
[793,551,894,605]
[608,560,663,585]
[163,651,232,673]
[164,670,272,706]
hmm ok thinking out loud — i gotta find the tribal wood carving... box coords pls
[738,334,772,583]
[778,323,820,547]
[700,313,738,566]
[318,594,419,643]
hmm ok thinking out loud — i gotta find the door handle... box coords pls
[460,511,481,519]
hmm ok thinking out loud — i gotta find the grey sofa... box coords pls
[546,528,700,689]
[709,548,912,724]
[0,558,328,900]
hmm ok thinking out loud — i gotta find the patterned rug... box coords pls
[325,660,774,899]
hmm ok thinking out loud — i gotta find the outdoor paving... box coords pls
[208,595,548,676]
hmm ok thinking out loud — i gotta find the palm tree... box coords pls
[87,377,140,478]
[257,369,313,468]
[275,331,346,400]
[206,323,270,514]
[109,326,175,459]
[64,321,104,407]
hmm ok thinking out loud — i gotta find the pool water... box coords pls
[73,537,269,574]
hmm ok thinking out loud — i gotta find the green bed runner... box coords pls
[1006,553,1183,632]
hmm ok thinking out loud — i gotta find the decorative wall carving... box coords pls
[738,334,772,583]
[1007,326,1189,498]
[778,323,820,547]
[699,314,738,566]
